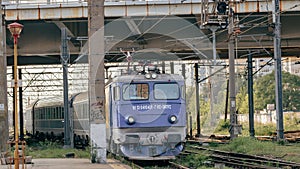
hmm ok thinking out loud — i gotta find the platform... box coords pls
[0,158,132,169]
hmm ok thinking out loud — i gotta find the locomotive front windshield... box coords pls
[122,82,180,100]
[154,83,180,100]
[123,83,149,100]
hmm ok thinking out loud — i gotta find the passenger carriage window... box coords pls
[52,107,56,119]
[113,86,120,101]
[55,107,58,119]
[45,108,48,119]
[35,109,40,119]
[60,108,63,119]
[51,108,54,119]
[61,108,65,119]
[41,111,44,119]
[47,108,50,119]
[38,109,41,119]
[154,83,180,100]
[44,108,47,119]
[123,83,148,100]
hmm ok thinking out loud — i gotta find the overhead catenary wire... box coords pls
[122,1,300,58]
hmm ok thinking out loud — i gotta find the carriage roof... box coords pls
[70,92,88,105]
[34,97,64,108]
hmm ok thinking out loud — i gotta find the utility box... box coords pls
[229,124,242,135]
[233,124,242,135]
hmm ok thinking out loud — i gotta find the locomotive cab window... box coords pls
[154,83,180,100]
[123,83,149,100]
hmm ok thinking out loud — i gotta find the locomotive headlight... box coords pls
[151,73,157,79]
[145,73,151,79]
[126,116,135,125]
[169,115,177,124]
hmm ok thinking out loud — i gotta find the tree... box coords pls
[236,84,249,114]
[254,71,300,111]
[186,86,210,118]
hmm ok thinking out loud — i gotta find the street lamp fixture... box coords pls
[8,22,23,43]
[8,22,23,169]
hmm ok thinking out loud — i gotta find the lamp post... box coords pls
[8,22,23,169]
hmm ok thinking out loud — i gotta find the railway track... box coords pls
[129,162,144,169]
[187,130,300,144]
[110,154,189,169]
[168,161,189,169]
[129,160,189,169]
[108,154,144,169]
[185,146,300,169]
[110,144,300,169]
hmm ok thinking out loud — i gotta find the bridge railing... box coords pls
[2,0,86,5]
[2,0,162,5]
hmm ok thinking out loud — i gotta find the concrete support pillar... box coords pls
[88,0,106,163]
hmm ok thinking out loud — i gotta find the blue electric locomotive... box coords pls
[104,71,186,160]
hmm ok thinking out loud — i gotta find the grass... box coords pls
[26,147,90,158]
[24,139,90,158]
[214,137,300,163]
[174,150,212,169]
[178,137,300,168]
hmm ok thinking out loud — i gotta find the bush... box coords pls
[213,120,230,134]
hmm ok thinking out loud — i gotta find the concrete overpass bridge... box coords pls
[2,0,300,66]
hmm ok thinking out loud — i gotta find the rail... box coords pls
[186,146,300,169]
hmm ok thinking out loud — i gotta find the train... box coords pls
[25,66,187,160]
